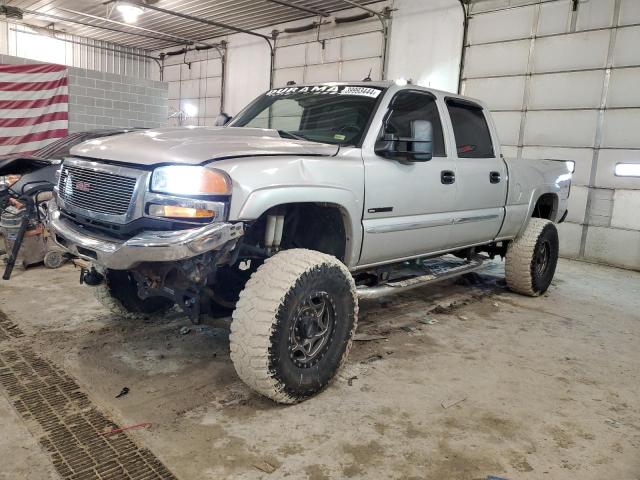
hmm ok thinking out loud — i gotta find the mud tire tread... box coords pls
[230,249,357,404]
[505,218,559,297]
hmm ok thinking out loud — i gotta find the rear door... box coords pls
[445,98,507,247]
[359,90,457,266]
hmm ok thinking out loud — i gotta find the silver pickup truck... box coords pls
[50,81,572,403]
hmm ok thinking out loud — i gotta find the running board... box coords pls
[356,256,486,300]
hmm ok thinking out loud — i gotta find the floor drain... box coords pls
[0,311,177,480]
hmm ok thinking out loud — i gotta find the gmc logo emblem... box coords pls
[75,181,91,192]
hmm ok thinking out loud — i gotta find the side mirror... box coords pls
[375,119,433,162]
[215,112,232,126]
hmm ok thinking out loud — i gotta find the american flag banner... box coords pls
[0,63,69,157]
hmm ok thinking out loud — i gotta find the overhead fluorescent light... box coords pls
[615,163,640,177]
[116,2,144,23]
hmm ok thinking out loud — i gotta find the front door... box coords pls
[359,90,457,266]
[445,98,508,247]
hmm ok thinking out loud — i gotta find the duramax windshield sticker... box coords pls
[266,85,382,97]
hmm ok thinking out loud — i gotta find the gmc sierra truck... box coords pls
[49,81,572,403]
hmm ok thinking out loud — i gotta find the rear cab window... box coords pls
[446,98,495,158]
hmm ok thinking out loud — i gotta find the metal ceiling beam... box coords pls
[264,0,330,17]
[54,6,216,48]
[130,1,276,87]
[21,8,184,46]
[131,2,273,43]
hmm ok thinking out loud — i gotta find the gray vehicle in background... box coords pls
[49,82,572,403]
[0,129,145,276]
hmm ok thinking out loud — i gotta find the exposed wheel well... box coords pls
[244,203,348,261]
[532,193,558,221]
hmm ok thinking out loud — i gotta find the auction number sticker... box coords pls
[266,85,382,98]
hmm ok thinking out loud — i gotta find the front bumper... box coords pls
[50,211,243,270]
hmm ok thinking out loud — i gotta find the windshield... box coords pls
[230,85,385,146]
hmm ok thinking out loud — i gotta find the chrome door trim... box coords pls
[365,213,500,234]
[453,214,500,224]
[365,218,453,234]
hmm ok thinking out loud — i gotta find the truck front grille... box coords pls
[58,164,137,216]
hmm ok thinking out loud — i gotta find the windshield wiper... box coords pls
[277,130,316,143]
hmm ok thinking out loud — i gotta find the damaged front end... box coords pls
[49,156,244,321]
[131,247,238,322]
[60,214,244,321]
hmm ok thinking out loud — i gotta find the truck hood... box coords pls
[69,126,338,166]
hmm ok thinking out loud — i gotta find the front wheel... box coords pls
[505,218,559,296]
[230,249,358,404]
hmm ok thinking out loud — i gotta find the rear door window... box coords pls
[446,99,494,158]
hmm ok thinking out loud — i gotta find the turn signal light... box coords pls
[148,204,215,219]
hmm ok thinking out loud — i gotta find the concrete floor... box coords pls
[0,258,638,480]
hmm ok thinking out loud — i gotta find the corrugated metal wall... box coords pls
[0,20,153,78]
[462,0,640,270]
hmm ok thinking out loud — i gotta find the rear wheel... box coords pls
[230,249,357,404]
[92,269,174,319]
[505,218,559,296]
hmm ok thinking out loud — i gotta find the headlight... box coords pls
[151,166,231,196]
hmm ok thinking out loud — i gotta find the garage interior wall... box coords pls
[462,0,640,270]
[0,53,167,133]
[157,0,464,123]
[1,19,167,134]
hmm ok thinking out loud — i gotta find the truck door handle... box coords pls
[441,170,455,185]
[490,171,501,184]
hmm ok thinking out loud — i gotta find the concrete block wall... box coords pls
[1,54,168,133]
[67,68,168,132]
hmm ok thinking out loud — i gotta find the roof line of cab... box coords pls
[267,81,486,109]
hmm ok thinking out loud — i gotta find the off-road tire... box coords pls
[230,249,358,404]
[506,218,559,296]
[91,270,174,320]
